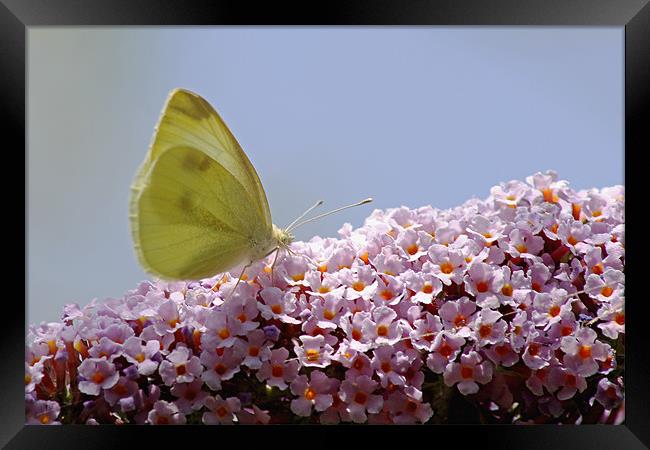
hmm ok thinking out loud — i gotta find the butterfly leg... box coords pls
[270,247,282,285]
[225,263,250,302]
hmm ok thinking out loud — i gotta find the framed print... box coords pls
[3,0,649,448]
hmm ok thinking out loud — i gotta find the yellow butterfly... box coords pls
[129,88,371,288]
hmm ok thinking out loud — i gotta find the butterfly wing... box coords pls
[130,89,273,280]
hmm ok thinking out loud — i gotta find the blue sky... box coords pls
[28,27,623,324]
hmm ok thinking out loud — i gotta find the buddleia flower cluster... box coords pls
[26,171,624,425]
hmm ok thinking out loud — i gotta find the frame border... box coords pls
[3,0,648,448]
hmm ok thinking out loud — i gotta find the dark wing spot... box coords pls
[171,92,211,121]
[182,151,212,172]
[198,155,212,172]
[178,191,194,210]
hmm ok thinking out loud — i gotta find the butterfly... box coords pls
[129,88,371,292]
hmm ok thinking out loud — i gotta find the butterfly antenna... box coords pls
[289,198,373,231]
[286,200,324,232]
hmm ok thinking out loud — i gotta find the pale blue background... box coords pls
[27,27,623,325]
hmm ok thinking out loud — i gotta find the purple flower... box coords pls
[78,358,119,395]
[289,371,334,417]
[158,345,202,386]
[26,400,60,425]
[147,400,186,425]
[202,395,241,425]
[339,375,383,423]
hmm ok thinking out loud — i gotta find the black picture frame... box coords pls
[3,0,648,448]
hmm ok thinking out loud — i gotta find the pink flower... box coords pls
[290,371,334,416]
[339,375,383,423]
[410,312,443,351]
[547,365,587,400]
[560,327,609,377]
[361,306,402,346]
[26,400,60,425]
[428,245,467,286]
[103,376,139,408]
[147,400,186,425]
[371,345,410,387]
[122,337,160,375]
[202,395,241,425]
[199,347,242,391]
[294,335,334,368]
[233,329,271,370]
[258,287,301,324]
[438,297,476,337]
[158,345,202,386]
[426,331,465,374]
[386,387,433,424]
[170,378,209,414]
[78,358,119,395]
[202,309,242,349]
[464,262,501,308]
[595,378,623,410]
[443,351,493,395]
[471,309,507,347]
[237,405,271,424]
[256,348,299,390]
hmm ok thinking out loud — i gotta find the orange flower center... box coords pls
[359,252,370,264]
[515,244,528,254]
[218,328,230,340]
[354,392,368,404]
[319,286,331,294]
[501,284,513,296]
[422,283,434,294]
[351,329,362,341]
[39,414,51,424]
[380,290,393,301]
[248,346,260,357]
[615,313,625,325]
[92,372,106,384]
[271,365,284,378]
[216,406,228,417]
[579,345,592,359]
[406,244,419,255]
[453,315,466,327]
[592,263,604,275]
[572,203,582,221]
[214,363,227,375]
[306,349,320,362]
[567,235,578,246]
[528,344,540,357]
[549,305,561,317]
[476,281,489,293]
[176,364,187,376]
[561,326,573,336]
[377,325,389,337]
[600,286,614,297]
[292,273,305,282]
[478,324,492,338]
[352,281,365,292]
[440,262,454,274]
[495,345,509,356]
[460,366,474,379]
[304,387,317,401]
[439,342,453,358]
[323,309,336,320]
[271,304,283,314]
[381,361,391,373]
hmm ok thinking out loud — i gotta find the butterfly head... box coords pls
[272,224,294,249]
